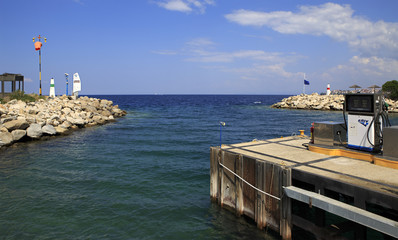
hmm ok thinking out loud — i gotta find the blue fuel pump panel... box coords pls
[347,114,378,151]
[345,93,383,152]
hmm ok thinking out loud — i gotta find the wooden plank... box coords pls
[256,160,265,229]
[235,154,244,216]
[264,162,280,230]
[221,151,237,209]
[242,156,256,219]
[280,168,292,240]
[219,150,224,207]
[210,147,219,201]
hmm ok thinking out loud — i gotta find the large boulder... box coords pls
[0,132,13,146]
[101,110,112,117]
[8,100,26,111]
[55,126,69,134]
[59,121,72,129]
[27,123,43,139]
[62,107,72,116]
[11,129,26,141]
[92,115,105,124]
[0,104,7,115]
[1,116,17,124]
[3,119,30,131]
[83,105,97,113]
[100,99,113,107]
[66,116,86,126]
[296,103,307,109]
[42,125,57,135]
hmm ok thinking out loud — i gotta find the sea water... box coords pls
[1,95,396,239]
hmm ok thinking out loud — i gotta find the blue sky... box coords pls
[1,0,398,95]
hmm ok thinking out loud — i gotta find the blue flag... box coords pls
[304,79,310,85]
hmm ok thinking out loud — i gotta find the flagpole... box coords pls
[303,73,306,94]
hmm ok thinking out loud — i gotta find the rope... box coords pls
[218,161,281,201]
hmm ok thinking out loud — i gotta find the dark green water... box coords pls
[1,95,395,239]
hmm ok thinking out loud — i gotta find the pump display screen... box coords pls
[345,94,374,113]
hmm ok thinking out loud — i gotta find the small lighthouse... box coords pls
[326,83,331,95]
[49,78,55,98]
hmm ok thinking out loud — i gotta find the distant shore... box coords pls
[271,93,398,112]
[0,95,127,148]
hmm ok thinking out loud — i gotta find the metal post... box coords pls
[39,49,42,96]
[219,122,225,148]
[220,124,222,148]
[33,35,46,96]
[65,74,69,95]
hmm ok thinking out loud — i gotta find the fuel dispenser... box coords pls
[312,92,397,162]
[344,93,385,152]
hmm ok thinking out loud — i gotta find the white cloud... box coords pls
[317,56,398,91]
[152,50,178,55]
[349,56,398,74]
[157,0,192,12]
[185,38,215,47]
[224,63,297,79]
[185,47,298,63]
[155,0,214,13]
[225,3,398,58]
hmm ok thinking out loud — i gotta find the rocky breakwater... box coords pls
[272,93,398,112]
[0,96,127,148]
[272,93,345,110]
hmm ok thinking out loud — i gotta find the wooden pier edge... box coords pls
[210,146,293,239]
[280,168,292,239]
[210,137,398,240]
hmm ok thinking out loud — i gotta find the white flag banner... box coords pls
[73,73,81,93]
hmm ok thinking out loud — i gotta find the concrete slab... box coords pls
[222,136,398,197]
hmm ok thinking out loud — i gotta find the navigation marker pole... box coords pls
[65,73,69,95]
[33,35,47,96]
[220,122,226,148]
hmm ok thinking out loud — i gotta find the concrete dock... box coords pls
[210,136,398,239]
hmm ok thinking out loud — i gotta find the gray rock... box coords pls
[55,126,69,134]
[3,119,30,131]
[42,125,57,135]
[27,123,43,139]
[0,104,7,115]
[83,105,97,113]
[92,115,104,124]
[8,101,26,111]
[296,103,306,109]
[62,107,72,116]
[50,114,60,121]
[11,129,26,141]
[1,116,17,124]
[7,99,17,105]
[101,110,112,117]
[101,99,113,107]
[0,132,13,146]
[60,121,72,129]
[66,116,85,126]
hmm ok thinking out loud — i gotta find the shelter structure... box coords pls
[349,84,361,91]
[0,73,24,98]
[368,84,381,93]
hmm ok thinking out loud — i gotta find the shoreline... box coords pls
[271,93,398,112]
[0,95,127,149]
